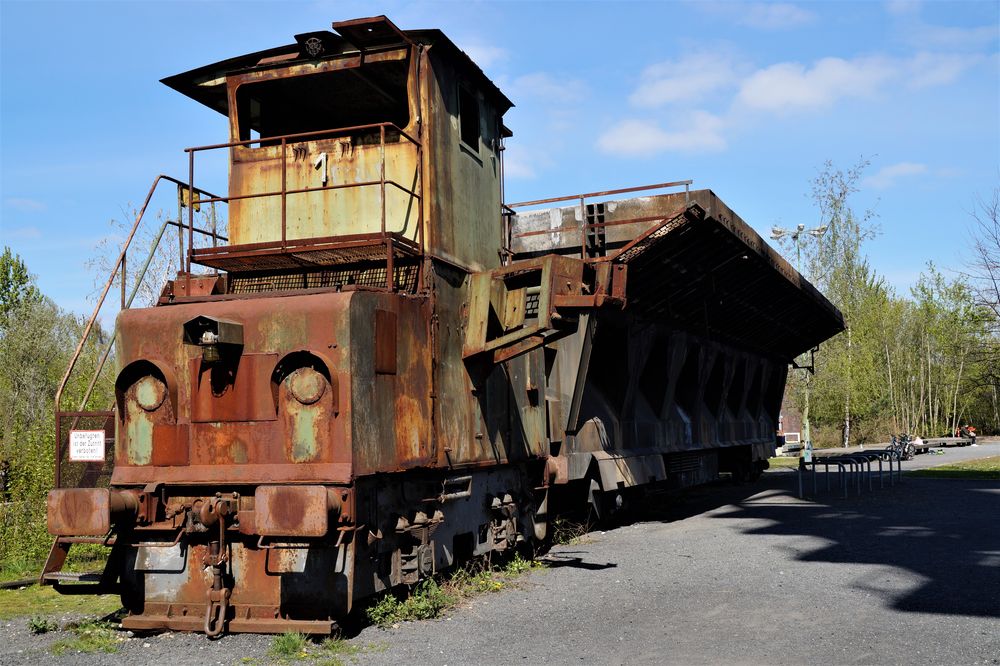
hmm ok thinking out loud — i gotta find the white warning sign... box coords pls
[69,430,106,462]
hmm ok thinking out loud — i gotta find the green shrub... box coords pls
[28,615,58,634]
[367,579,456,627]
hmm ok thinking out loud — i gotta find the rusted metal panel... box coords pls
[47,489,110,536]
[151,423,190,466]
[228,138,421,246]
[374,309,397,374]
[512,192,844,359]
[190,353,278,423]
[333,15,412,49]
[255,485,329,537]
[112,292,354,485]
[111,462,352,485]
[350,293,432,475]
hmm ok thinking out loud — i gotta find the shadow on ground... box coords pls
[678,472,1000,619]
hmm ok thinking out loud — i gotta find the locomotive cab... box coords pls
[162,15,511,273]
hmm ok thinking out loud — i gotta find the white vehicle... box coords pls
[778,432,802,456]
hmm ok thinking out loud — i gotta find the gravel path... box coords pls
[2,441,997,665]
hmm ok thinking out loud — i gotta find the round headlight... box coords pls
[287,367,326,405]
[134,376,167,411]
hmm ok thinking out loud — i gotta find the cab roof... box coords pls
[160,15,513,118]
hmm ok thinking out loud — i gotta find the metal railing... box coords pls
[54,175,224,488]
[506,180,692,259]
[183,122,424,291]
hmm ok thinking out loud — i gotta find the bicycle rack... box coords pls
[797,448,903,499]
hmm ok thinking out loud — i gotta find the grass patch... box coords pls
[0,583,122,620]
[366,552,545,629]
[262,632,380,665]
[314,636,368,665]
[0,554,43,584]
[906,455,1000,480]
[768,456,801,469]
[50,619,121,655]
[270,631,310,659]
[0,543,109,584]
[366,578,455,627]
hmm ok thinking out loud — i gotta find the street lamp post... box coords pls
[770,223,827,449]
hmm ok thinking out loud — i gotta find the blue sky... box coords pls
[1,0,997,316]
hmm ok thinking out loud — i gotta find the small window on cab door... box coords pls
[459,86,480,151]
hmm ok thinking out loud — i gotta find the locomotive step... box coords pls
[40,571,103,583]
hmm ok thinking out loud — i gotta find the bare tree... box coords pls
[966,188,1000,429]
[968,189,1000,322]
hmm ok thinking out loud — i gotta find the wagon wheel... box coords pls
[587,477,622,523]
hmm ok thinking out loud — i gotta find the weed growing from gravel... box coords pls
[550,516,592,545]
[258,633,380,664]
[313,637,368,665]
[501,553,540,576]
[49,619,121,655]
[366,552,546,628]
[367,578,455,627]
[270,631,310,659]
[27,615,58,634]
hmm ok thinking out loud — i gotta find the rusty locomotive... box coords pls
[43,16,844,635]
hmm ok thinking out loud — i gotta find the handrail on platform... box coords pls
[183,121,424,291]
[53,174,224,487]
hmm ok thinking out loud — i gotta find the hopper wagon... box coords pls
[43,16,845,635]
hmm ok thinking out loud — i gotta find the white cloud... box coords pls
[693,2,815,29]
[885,0,921,16]
[597,113,727,157]
[3,226,43,240]
[735,52,982,112]
[736,56,896,112]
[738,2,816,29]
[884,1,998,50]
[910,23,998,50]
[502,145,538,180]
[863,162,928,189]
[629,53,739,108]
[508,72,587,104]
[906,52,982,88]
[457,42,508,70]
[4,197,47,212]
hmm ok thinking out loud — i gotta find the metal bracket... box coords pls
[791,346,819,374]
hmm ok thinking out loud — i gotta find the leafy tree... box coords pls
[0,252,114,564]
[0,247,42,330]
[778,159,880,447]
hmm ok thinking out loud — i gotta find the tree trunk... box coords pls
[843,326,852,447]
[951,351,965,434]
[885,342,899,433]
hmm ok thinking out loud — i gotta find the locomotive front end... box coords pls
[50,291,357,634]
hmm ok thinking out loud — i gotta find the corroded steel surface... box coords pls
[46,15,845,636]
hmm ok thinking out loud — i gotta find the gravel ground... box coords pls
[2,440,997,665]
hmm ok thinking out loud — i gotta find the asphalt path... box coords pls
[2,442,997,665]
